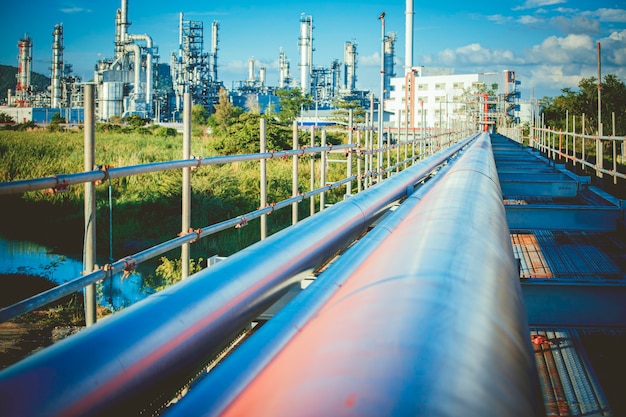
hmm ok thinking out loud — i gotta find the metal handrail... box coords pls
[0,135,477,417]
[531,125,626,182]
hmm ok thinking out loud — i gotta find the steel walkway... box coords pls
[493,134,625,417]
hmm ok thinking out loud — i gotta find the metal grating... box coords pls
[531,328,612,417]
[511,231,625,280]
[512,232,553,278]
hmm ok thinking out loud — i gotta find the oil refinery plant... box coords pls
[1,0,377,124]
[1,0,519,129]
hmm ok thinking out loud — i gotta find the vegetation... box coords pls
[274,88,314,124]
[0,111,351,292]
[0,64,50,102]
[540,74,626,136]
[0,112,13,123]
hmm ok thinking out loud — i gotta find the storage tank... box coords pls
[100,82,124,120]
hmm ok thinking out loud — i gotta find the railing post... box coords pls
[260,118,267,240]
[83,83,97,326]
[181,92,191,279]
[596,134,603,178]
[292,120,299,224]
[582,114,586,165]
[356,129,362,193]
[347,109,353,197]
[309,126,315,216]
[612,112,617,185]
[386,126,391,178]
[573,115,577,168]
[320,130,327,212]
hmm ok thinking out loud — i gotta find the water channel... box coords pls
[0,235,152,311]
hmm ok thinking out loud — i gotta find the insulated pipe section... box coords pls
[127,33,153,110]
[0,136,477,417]
[170,133,544,417]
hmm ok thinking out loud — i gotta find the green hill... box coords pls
[0,64,51,103]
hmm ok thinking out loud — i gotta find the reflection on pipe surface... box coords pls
[167,133,544,417]
[0,136,476,417]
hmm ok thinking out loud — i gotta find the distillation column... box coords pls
[51,24,64,108]
[15,36,32,107]
[211,21,219,82]
[343,41,357,92]
[298,14,313,95]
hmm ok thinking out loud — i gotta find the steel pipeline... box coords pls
[165,132,544,417]
[0,135,477,417]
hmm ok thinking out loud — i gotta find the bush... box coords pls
[0,112,14,123]
[153,126,178,137]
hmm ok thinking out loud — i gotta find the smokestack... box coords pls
[405,0,414,74]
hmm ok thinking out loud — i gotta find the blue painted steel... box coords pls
[0,135,477,417]
[164,133,544,417]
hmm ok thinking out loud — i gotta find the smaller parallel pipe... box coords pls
[0,136,476,417]
[0,175,353,323]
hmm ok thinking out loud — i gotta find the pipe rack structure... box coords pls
[0,136,477,417]
[164,133,545,417]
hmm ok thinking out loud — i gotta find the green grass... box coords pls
[0,128,353,263]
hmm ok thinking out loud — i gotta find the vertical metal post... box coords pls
[83,83,97,326]
[292,120,299,224]
[364,112,370,188]
[309,126,315,216]
[260,118,267,240]
[582,114,586,166]
[597,42,603,177]
[320,130,327,212]
[573,115,577,168]
[347,109,353,197]
[356,130,362,193]
[612,112,617,185]
[396,127,400,173]
[386,126,391,177]
[378,14,385,181]
[181,92,191,279]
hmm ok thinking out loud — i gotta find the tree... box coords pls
[208,87,243,136]
[275,88,313,124]
[542,74,626,135]
[192,104,209,126]
[331,96,366,125]
[123,114,148,128]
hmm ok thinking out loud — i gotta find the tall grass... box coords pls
[0,128,349,263]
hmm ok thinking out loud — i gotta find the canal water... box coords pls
[0,236,152,311]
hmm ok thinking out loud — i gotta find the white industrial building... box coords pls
[385,67,519,132]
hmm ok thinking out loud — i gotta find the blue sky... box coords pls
[1,0,625,100]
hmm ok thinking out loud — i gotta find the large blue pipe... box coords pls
[165,133,544,417]
[0,136,477,417]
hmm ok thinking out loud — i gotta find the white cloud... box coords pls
[602,30,626,66]
[551,15,600,35]
[527,34,595,64]
[60,7,91,13]
[514,0,567,11]
[487,14,512,24]
[525,64,590,93]
[433,43,520,67]
[583,8,626,23]
[518,15,542,25]
[358,52,381,67]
